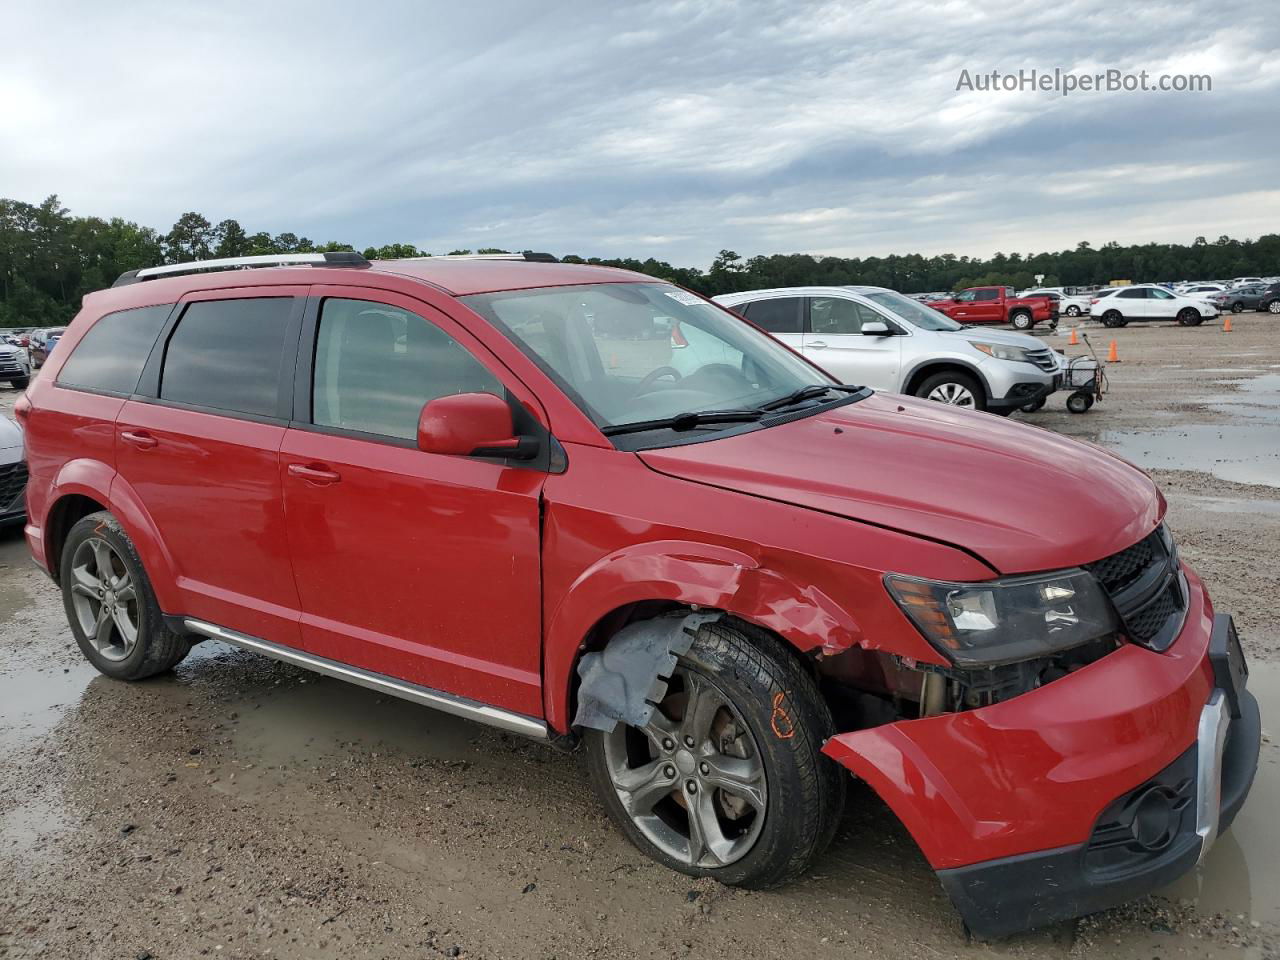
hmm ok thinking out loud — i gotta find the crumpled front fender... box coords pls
[822,570,1216,870]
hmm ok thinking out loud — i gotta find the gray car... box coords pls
[712,286,1059,414]
[0,416,26,526]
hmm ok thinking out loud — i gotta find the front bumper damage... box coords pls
[821,570,1261,938]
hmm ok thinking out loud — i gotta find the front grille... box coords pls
[1090,531,1158,594]
[0,461,27,511]
[1026,348,1058,373]
[1087,525,1186,651]
[1125,583,1181,642]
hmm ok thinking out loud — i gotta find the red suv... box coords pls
[18,253,1259,938]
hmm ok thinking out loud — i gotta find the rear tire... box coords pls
[1019,398,1046,413]
[917,370,986,412]
[1232,302,1244,314]
[1065,305,1081,317]
[584,619,845,889]
[60,511,191,680]
[1009,310,1033,331]
[1102,311,1125,328]
[1269,301,1280,315]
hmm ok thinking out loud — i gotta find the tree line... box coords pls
[3,194,1277,327]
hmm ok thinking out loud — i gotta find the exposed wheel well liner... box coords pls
[45,493,109,584]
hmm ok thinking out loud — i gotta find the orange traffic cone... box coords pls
[1223,315,1233,333]
[1068,328,1079,345]
[1107,340,1120,363]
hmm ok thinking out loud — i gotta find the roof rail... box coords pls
[395,252,559,264]
[112,251,370,287]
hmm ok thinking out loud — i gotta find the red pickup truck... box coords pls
[929,286,1058,331]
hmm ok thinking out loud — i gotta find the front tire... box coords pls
[584,619,844,888]
[8,376,29,389]
[917,370,986,411]
[1232,302,1244,314]
[60,511,191,680]
[1269,301,1280,315]
[1177,308,1203,326]
[1009,310,1033,331]
[1065,305,1081,317]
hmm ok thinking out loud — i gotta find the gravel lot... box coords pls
[2,311,1279,959]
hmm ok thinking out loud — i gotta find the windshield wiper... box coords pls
[756,383,860,412]
[601,408,764,437]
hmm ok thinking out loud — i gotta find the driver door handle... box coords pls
[120,430,158,450]
[807,340,828,349]
[288,463,341,486]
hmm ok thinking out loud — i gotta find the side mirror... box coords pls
[861,321,891,336]
[417,392,538,460]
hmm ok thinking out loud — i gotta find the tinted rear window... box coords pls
[56,305,172,395]
[743,297,802,333]
[160,298,294,418]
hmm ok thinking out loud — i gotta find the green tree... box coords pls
[165,212,214,263]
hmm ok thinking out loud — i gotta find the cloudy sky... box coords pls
[3,0,1278,266]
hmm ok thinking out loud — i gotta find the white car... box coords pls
[0,341,33,389]
[708,286,1059,414]
[1021,288,1091,318]
[1089,284,1219,328]
[1175,283,1226,296]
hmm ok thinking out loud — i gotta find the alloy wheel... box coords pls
[1270,301,1280,314]
[927,382,977,407]
[601,667,767,868]
[69,537,139,662]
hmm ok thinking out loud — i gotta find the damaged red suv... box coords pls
[19,253,1259,937]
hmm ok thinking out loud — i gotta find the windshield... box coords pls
[464,283,835,431]
[859,290,963,331]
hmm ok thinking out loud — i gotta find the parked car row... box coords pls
[1208,281,1280,314]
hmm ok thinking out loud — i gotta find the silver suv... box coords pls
[711,286,1059,414]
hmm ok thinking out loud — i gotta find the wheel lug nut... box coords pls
[684,736,695,748]
[686,780,698,793]
[663,765,675,778]
[662,739,674,751]
[699,762,710,775]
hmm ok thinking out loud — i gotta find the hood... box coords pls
[0,416,22,451]
[638,393,1161,575]
[944,327,1046,351]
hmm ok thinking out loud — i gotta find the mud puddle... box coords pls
[1160,661,1280,926]
[1201,373,1280,419]
[1101,424,1280,488]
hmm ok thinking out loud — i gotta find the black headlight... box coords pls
[885,569,1119,668]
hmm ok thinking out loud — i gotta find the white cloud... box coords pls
[1,0,1277,266]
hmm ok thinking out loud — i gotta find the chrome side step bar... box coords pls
[183,618,549,741]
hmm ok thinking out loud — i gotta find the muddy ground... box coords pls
[2,312,1279,960]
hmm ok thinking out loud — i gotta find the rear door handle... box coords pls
[120,430,158,450]
[807,340,828,349]
[288,463,341,486]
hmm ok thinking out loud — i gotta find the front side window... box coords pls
[1150,288,1174,300]
[809,297,888,335]
[954,291,976,302]
[160,298,294,417]
[312,298,502,441]
[57,304,171,395]
[464,283,830,435]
